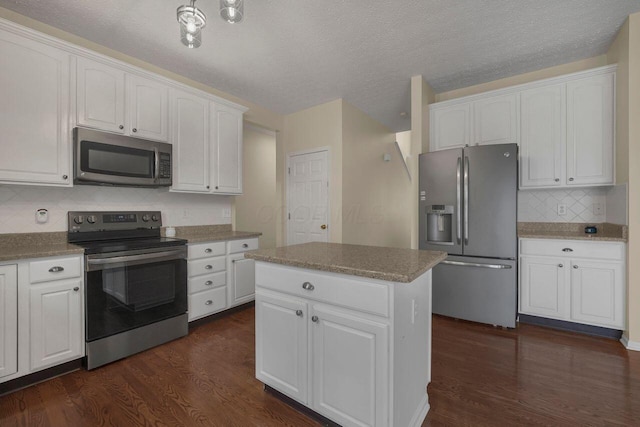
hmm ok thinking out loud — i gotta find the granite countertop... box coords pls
[0,232,84,262]
[518,222,627,242]
[245,242,447,283]
[164,224,261,243]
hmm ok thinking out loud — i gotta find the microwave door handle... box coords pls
[153,148,159,180]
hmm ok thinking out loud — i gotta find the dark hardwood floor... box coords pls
[2,306,639,426]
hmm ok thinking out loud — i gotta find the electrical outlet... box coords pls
[182,209,189,218]
[593,203,604,215]
[223,208,231,218]
[557,204,567,216]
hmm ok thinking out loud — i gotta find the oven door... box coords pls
[85,246,187,342]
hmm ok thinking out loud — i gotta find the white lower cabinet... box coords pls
[519,239,625,329]
[0,265,18,379]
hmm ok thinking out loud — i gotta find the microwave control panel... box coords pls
[158,153,171,179]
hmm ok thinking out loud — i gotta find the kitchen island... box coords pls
[245,242,447,427]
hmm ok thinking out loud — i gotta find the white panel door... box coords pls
[228,254,255,307]
[570,261,624,328]
[566,73,614,186]
[430,103,472,151]
[77,57,126,134]
[171,89,210,192]
[0,265,17,379]
[128,75,169,142]
[287,150,329,245]
[519,256,569,320]
[473,93,518,146]
[0,31,71,186]
[211,103,243,194]
[311,305,389,427]
[255,291,308,404]
[30,279,83,372]
[519,84,565,188]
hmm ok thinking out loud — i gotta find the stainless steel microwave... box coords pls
[74,128,172,187]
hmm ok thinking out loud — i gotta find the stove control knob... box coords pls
[151,214,159,222]
[142,214,150,222]
[87,215,97,224]
[73,215,84,225]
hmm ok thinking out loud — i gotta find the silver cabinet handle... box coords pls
[302,282,314,291]
[62,175,68,180]
[205,281,213,286]
[555,178,560,182]
[558,264,563,268]
[205,265,213,270]
[73,287,79,292]
[456,157,462,244]
[205,300,213,305]
[242,243,249,248]
[311,315,319,323]
[562,248,573,252]
[132,128,137,133]
[573,265,579,269]
[296,310,303,317]
[119,125,124,130]
[49,266,64,273]
[205,248,212,253]
[569,177,574,181]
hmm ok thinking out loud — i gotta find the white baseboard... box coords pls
[620,335,640,351]
[409,394,430,427]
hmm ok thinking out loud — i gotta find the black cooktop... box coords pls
[74,237,187,255]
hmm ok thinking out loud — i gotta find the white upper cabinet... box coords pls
[520,84,566,188]
[77,57,169,142]
[473,93,519,146]
[171,89,210,192]
[211,103,243,194]
[0,30,71,186]
[430,103,472,151]
[566,73,614,186]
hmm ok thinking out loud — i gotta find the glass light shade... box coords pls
[220,0,243,23]
[180,25,202,48]
[177,0,206,31]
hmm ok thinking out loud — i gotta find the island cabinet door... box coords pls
[311,305,389,427]
[255,291,308,404]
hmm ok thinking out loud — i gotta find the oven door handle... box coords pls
[87,249,185,271]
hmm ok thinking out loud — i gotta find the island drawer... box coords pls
[229,238,259,254]
[188,271,226,294]
[188,257,226,277]
[188,287,227,321]
[188,242,226,259]
[520,239,624,260]
[255,262,389,317]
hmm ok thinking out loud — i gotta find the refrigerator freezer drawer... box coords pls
[433,255,517,328]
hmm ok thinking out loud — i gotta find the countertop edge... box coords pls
[176,232,262,243]
[0,246,85,262]
[518,233,627,242]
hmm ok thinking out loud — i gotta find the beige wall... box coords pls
[235,125,277,249]
[281,100,344,243]
[0,6,283,132]
[342,101,411,248]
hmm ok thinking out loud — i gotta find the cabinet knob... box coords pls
[49,266,64,273]
[296,310,303,317]
[205,265,213,270]
[215,186,219,190]
[73,287,79,292]
[205,300,213,305]
[119,125,124,130]
[562,248,573,252]
[207,185,210,189]
[573,265,579,269]
[311,315,319,323]
[205,248,212,253]
[62,175,68,180]
[554,178,560,182]
[558,264,563,268]
[569,177,574,181]
[302,281,314,291]
[132,128,137,133]
[205,280,213,286]
[320,224,327,230]
[243,243,249,248]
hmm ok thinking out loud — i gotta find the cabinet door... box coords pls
[128,75,169,142]
[0,265,17,379]
[255,291,308,404]
[473,93,518,146]
[228,253,255,307]
[77,57,126,134]
[171,89,210,192]
[211,103,243,194]
[30,279,83,372]
[0,31,71,186]
[566,73,614,186]
[519,84,565,188]
[570,261,624,329]
[430,103,472,151]
[311,305,389,427]
[519,256,569,320]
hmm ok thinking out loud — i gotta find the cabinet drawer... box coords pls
[520,239,624,261]
[255,263,389,317]
[229,238,259,254]
[188,241,226,259]
[188,257,226,278]
[188,287,226,321]
[188,271,226,294]
[29,256,82,284]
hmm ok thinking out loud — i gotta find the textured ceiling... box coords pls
[1,0,639,132]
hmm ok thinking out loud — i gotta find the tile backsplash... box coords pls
[0,185,232,234]
[518,188,607,223]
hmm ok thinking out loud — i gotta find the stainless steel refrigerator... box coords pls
[419,144,517,328]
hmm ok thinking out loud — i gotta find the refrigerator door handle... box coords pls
[464,156,469,245]
[456,157,462,244]
[441,260,513,269]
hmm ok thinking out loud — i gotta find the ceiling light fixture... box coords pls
[177,0,206,48]
[220,0,244,24]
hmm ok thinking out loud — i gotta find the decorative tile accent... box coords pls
[518,188,607,223]
[0,185,231,234]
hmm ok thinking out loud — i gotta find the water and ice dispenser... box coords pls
[425,205,454,245]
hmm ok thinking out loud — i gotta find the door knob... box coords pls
[320,224,327,230]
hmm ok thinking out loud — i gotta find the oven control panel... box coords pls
[68,211,162,233]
